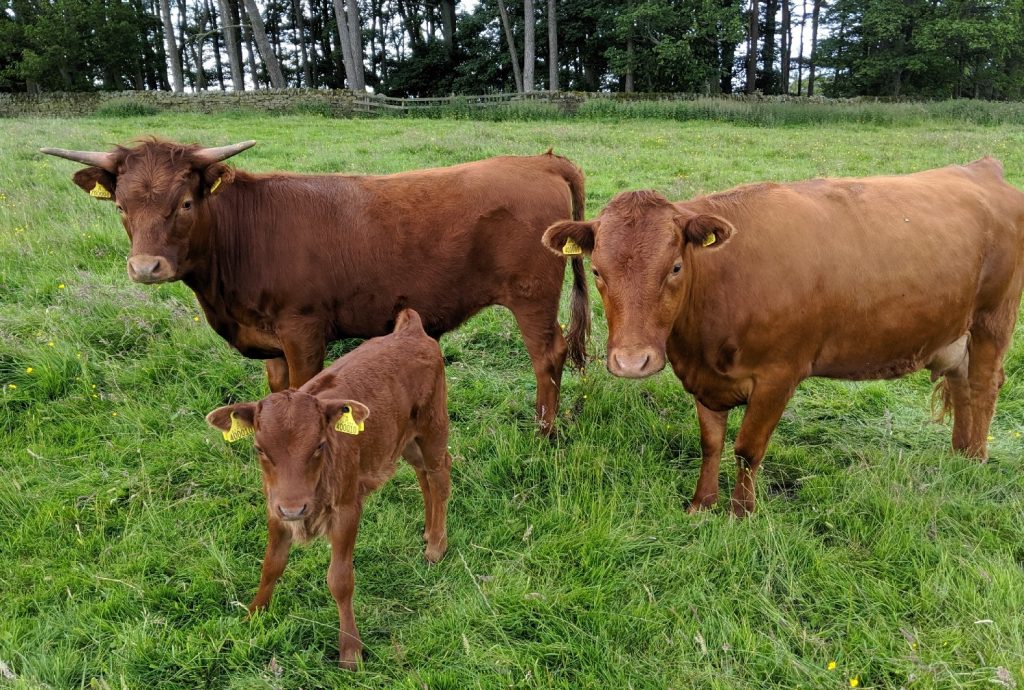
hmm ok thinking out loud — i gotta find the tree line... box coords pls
[1,0,1022,99]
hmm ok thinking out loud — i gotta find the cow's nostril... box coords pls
[277,504,307,520]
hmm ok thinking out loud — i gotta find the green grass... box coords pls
[2,114,1024,689]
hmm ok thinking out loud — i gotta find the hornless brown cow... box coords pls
[41,139,589,434]
[543,158,1024,516]
[207,308,450,669]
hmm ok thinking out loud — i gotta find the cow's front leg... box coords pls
[688,401,729,513]
[328,504,363,670]
[265,357,290,392]
[279,322,327,388]
[730,380,796,517]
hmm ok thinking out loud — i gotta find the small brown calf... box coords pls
[206,308,451,669]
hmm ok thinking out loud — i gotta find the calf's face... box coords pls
[207,392,370,520]
[543,191,733,378]
[40,140,254,284]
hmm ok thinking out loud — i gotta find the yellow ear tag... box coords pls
[222,412,254,443]
[335,407,363,435]
[702,232,716,247]
[90,182,111,199]
[210,177,222,194]
[562,237,583,255]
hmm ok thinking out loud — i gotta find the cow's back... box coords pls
[679,159,1024,381]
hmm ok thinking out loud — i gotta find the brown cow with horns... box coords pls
[543,158,1024,516]
[41,139,589,434]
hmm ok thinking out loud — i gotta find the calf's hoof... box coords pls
[424,536,448,564]
[338,646,362,671]
[728,496,755,518]
[686,494,719,514]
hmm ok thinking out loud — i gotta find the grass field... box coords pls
[2,113,1024,689]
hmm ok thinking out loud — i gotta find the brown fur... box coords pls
[206,308,451,669]
[60,138,589,435]
[544,158,1024,516]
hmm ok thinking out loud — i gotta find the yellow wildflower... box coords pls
[850,677,859,688]
[828,661,837,671]
[48,341,55,347]
[58,283,65,289]
[8,383,16,389]
[25,367,33,374]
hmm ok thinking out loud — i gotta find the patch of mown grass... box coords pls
[1,115,1023,689]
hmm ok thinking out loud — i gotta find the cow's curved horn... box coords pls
[39,147,117,172]
[194,140,256,165]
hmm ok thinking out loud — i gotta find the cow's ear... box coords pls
[199,162,235,196]
[72,167,117,202]
[206,403,258,442]
[323,400,371,436]
[676,213,734,249]
[542,219,599,257]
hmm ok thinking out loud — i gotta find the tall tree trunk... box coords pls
[206,0,226,88]
[796,0,806,95]
[807,0,820,96]
[523,0,535,91]
[440,0,456,55]
[625,36,634,92]
[345,0,365,89]
[177,0,192,89]
[719,0,736,93]
[292,0,313,87]
[159,0,183,91]
[761,0,777,93]
[745,0,758,93]
[496,0,523,93]
[547,0,558,91]
[221,0,245,89]
[781,0,791,92]
[242,0,286,87]
[333,0,358,88]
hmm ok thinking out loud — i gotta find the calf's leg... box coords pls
[688,402,729,513]
[328,505,363,670]
[729,381,796,517]
[248,517,293,614]
[507,299,569,437]
[404,437,451,563]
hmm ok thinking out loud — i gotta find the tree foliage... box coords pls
[1,0,1021,98]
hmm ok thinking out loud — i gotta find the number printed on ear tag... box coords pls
[335,408,363,435]
[562,237,583,255]
[223,412,254,442]
[90,182,111,199]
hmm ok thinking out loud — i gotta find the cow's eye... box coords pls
[115,203,124,213]
[181,199,192,210]
[591,269,600,278]
[315,442,326,455]
[672,263,682,274]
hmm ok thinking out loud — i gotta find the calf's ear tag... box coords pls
[210,177,223,194]
[335,406,363,435]
[90,182,111,199]
[562,237,583,255]
[702,232,716,247]
[223,412,254,442]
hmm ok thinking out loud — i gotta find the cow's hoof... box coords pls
[425,538,448,564]
[686,496,718,514]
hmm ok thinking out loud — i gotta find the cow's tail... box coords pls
[561,156,591,371]
[930,377,954,423]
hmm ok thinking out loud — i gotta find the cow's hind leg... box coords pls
[506,298,569,437]
[963,315,1014,459]
[730,379,797,517]
[926,336,972,454]
[688,402,729,513]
